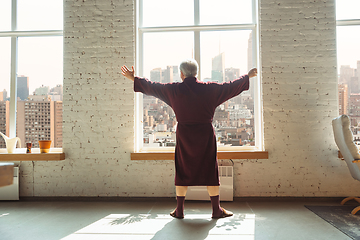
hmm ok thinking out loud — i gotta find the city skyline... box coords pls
[0,79,63,102]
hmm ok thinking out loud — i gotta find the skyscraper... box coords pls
[16,100,63,148]
[2,89,7,101]
[150,68,162,82]
[162,66,174,84]
[225,68,240,82]
[50,84,63,101]
[17,76,29,100]
[338,83,348,115]
[34,85,50,96]
[162,66,181,83]
[0,101,7,148]
[211,53,225,83]
[340,65,355,85]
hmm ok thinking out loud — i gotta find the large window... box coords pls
[136,0,261,152]
[0,0,63,149]
[336,0,360,141]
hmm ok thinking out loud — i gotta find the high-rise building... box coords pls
[338,84,348,115]
[340,65,355,85]
[0,101,7,148]
[50,84,63,101]
[350,75,359,94]
[162,66,174,83]
[162,66,181,83]
[16,100,63,148]
[2,89,7,101]
[34,85,50,96]
[53,101,63,147]
[211,53,225,83]
[150,68,162,82]
[150,66,181,84]
[225,68,240,82]
[172,66,181,83]
[17,76,29,100]
[349,93,360,127]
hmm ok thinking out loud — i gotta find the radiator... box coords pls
[0,167,19,200]
[185,166,233,201]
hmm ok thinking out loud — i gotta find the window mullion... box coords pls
[135,0,144,152]
[9,0,18,138]
[9,36,18,138]
[194,0,200,25]
[194,0,201,79]
[194,31,201,79]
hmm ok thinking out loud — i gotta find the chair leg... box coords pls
[341,196,357,205]
[351,206,360,215]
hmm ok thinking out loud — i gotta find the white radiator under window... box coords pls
[185,166,233,201]
[0,167,19,200]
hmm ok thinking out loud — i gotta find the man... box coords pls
[122,59,257,219]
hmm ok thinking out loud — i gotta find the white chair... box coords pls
[332,115,360,215]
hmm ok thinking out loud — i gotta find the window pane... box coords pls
[200,0,253,25]
[200,30,255,146]
[142,32,194,148]
[17,36,63,148]
[142,0,193,27]
[0,37,11,148]
[0,0,11,31]
[17,0,63,31]
[337,26,360,133]
[336,0,360,20]
[337,26,360,72]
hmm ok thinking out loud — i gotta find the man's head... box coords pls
[179,59,198,80]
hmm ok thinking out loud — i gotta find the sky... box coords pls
[0,0,359,96]
[141,0,253,79]
[0,0,63,95]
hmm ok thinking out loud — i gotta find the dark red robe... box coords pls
[134,75,249,186]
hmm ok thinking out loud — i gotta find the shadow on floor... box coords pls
[151,218,218,240]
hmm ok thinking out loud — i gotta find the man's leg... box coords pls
[170,186,188,219]
[207,186,233,218]
[176,186,188,196]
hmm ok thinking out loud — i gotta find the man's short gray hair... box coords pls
[179,59,198,78]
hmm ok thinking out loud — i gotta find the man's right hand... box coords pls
[248,68,257,78]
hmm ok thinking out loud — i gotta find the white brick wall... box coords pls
[18,0,360,197]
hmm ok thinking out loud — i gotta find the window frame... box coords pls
[336,0,360,117]
[0,0,63,141]
[135,0,263,153]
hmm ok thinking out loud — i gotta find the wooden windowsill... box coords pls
[0,149,65,161]
[131,151,268,160]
